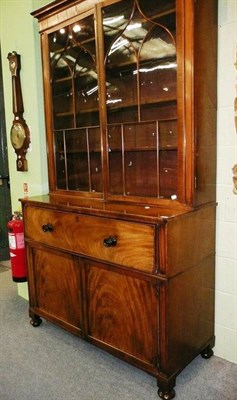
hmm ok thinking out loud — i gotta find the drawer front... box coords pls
[24,206,155,272]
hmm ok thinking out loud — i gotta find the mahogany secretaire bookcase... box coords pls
[21,1,217,398]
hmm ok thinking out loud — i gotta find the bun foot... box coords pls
[30,316,42,327]
[201,345,214,359]
[158,388,175,400]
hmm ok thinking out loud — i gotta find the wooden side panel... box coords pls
[160,255,215,374]
[194,0,217,205]
[85,261,158,367]
[163,205,216,277]
[29,246,83,333]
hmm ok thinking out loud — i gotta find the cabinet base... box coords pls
[30,315,42,327]
[200,345,214,359]
[157,342,214,398]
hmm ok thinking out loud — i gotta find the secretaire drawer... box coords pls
[24,206,155,272]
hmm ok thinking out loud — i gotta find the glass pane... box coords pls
[139,15,177,120]
[88,128,103,193]
[159,119,177,148]
[159,150,177,198]
[124,122,158,196]
[49,15,98,130]
[65,129,89,191]
[124,122,157,150]
[125,152,158,197]
[108,125,123,194]
[103,1,137,124]
[49,26,74,130]
[55,131,66,189]
[54,128,103,193]
[103,0,178,199]
[74,48,99,127]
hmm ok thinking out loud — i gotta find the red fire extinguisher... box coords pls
[7,212,27,282]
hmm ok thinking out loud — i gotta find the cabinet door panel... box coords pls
[30,247,82,332]
[85,262,158,365]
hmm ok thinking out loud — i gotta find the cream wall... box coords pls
[0,0,49,297]
[0,0,236,364]
[215,0,237,363]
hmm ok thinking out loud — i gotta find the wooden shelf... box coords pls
[108,147,177,152]
[53,97,177,120]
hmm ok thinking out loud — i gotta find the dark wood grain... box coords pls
[24,206,155,272]
[31,246,82,332]
[85,261,158,364]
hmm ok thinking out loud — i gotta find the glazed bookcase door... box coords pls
[49,13,103,194]
[103,0,179,201]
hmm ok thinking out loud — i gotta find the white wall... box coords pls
[0,0,49,209]
[215,0,237,363]
[0,0,49,298]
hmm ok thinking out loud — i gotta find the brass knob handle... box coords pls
[42,223,53,232]
[103,236,117,247]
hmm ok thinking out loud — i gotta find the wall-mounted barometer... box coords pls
[7,51,30,171]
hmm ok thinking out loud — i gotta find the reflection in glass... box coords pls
[49,15,98,130]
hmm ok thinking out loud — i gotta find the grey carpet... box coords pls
[0,264,237,400]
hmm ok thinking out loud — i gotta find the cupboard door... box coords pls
[85,261,158,366]
[29,246,83,334]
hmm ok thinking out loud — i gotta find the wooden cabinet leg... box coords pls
[157,388,176,400]
[30,314,42,327]
[200,344,214,359]
[157,376,176,399]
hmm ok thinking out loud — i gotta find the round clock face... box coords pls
[10,122,26,150]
